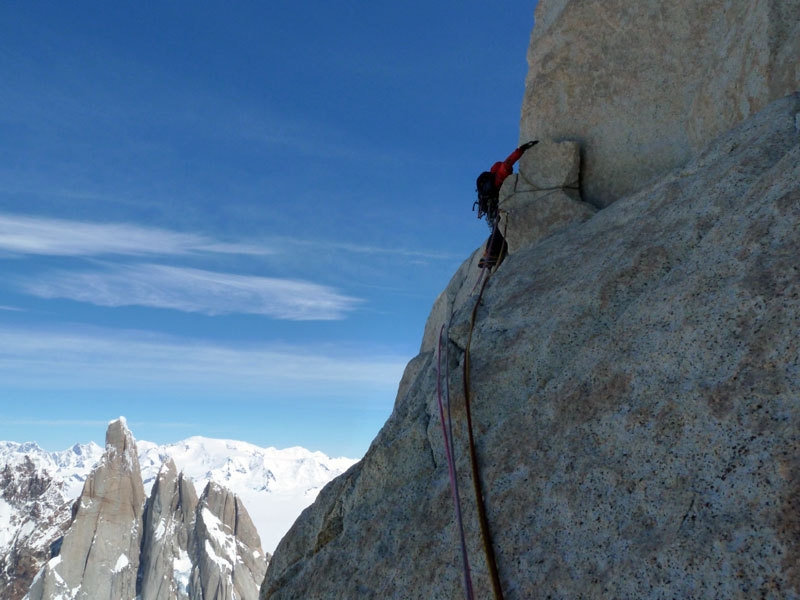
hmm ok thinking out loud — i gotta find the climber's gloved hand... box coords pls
[519,140,539,152]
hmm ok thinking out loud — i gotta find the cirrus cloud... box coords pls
[20,264,362,320]
[0,212,274,257]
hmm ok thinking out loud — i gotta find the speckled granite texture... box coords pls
[261,94,800,600]
[521,0,800,207]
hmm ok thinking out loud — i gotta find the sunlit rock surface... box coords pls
[262,93,800,599]
[521,0,800,207]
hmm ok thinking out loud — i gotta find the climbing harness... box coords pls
[436,324,474,600]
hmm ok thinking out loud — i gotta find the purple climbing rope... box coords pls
[437,324,475,600]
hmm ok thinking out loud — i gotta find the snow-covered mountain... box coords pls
[137,436,358,552]
[1,428,357,599]
[0,449,71,599]
[0,441,104,500]
[0,440,105,598]
[0,435,357,555]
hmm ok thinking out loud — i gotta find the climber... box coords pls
[474,140,538,268]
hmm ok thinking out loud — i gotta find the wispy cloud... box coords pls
[285,238,460,261]
[0,212,274,257]
[0,326,408,397]
[20,264,362,320]
[0,212,456,262]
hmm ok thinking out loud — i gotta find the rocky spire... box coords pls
[22,418,269,600]
[189,482,266,600]
[26,417,145,600]
[139,458,198,600]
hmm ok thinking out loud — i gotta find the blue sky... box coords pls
[0,1,537,458]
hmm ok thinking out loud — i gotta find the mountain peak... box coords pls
[24,421,269,600]
[105,416,131,445]
[26,417,146,600]
[103,416,139,476]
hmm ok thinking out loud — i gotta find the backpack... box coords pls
[474,171,499,220]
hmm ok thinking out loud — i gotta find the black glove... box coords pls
[520,140,539,152]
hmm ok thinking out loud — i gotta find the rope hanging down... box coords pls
[462,273,505,600]
[437,216,508,599]
[436,324,474,600]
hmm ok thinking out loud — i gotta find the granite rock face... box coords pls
[262,95,800,599]
[420,139,595,357]
[140,464,266,600]
[139,459,198,600]
[498,139,596,254]
[521,0,800,207]
[26,418,145,600]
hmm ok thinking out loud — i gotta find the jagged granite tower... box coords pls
[138,458,198,600]
[25,419,267,600]
[26,418,145,600]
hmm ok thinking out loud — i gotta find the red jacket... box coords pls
[490,147,524,188]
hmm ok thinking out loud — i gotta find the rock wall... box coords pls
[521,0,800,207]
[497,139,596,255]
[139,463,267,600]
[258,4,800,594]
[261,94,800,599]
[139,459,198,600]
